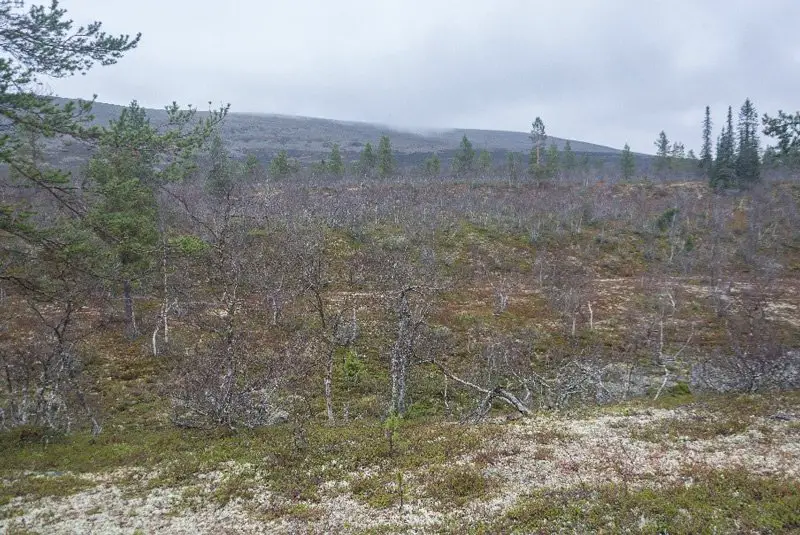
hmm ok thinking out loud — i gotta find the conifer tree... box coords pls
[700,106,714,175]
[477,149,492,176]
[453,134,475,176]
[621,143,635,181]
[424,153,441,177]
[562,139,576,176]
[506,152,521,181]
[377,135,395,178]
[654,131,671,175]
[712,106,737,188]
[357,142,377,178]
[762,110,800,168]
[529,117,547,166]
[206,134,234,196]
[545,143,560,180]
[736,98,760,185]
[269,150,293,180]
[328,143,345,178]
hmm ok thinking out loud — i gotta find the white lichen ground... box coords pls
[3,406,799,534]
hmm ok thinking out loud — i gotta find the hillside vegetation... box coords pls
[1,2,799,532]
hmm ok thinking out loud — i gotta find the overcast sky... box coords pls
[47,0,800,154]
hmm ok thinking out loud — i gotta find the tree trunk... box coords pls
[325,346,335,423]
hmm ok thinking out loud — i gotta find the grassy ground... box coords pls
[1,391,799,533]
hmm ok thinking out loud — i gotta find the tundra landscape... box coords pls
[1,1,800,534]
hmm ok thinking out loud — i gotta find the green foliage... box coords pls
[477,149,492,176]
[763,109,800,168]
[205,133,234,196]
[529,117,546,166]
[736,98,761,185]
[0,474,95,505]
[85,102,160,279]
[424,152,441,177]
[424,466,492,507]
[620,143,635,180]
[700,105,714,175]
[712,106,737,188]
[0,1,140,210]
[377,135,395,178]
[343,349,365,386]
[269,150,294,180]
[656,207,679,232]
[653,130,671,174]
[562,139,576,174]
[453,134,475,176]
[544,143,559,180]
[168,235,209,256]
[328,143,345,177]
[383,411,402,455]
[498,470,800,533]
[357,142,377,178]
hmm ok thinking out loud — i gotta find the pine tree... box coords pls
[243,154,263,181]
[477,149,492,176]
[529,117,547,167]
[377,135,395,178]
[545,143,560,180]
[206,134,234,196]
[0,2,141,207]
[712,106,737,188]
[762,110,800,168]
[357,142,377,178]
[654,131,671,175]
[328,143,345,178]
[736,98,760,186]
[453,134,475,176]
[621,143,635,181]
[424,153,441,177]
[562,139,576,176]
[269,150,293,180]
[700,106,714,175]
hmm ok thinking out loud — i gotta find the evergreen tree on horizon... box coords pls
[700,105,714,175]
[621,143,635,181]
[712,106,737,188]
[736,98,761,186]
[377,135,395,178]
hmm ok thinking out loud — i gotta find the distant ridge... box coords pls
[53,97,621,160]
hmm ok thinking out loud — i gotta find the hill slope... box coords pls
[54,97,620,160]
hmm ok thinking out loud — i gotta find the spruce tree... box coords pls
[700,106,714,175]
[621,143,635,181]
[477,149,492,176]
[357,142,377,178]
[736,98,760,185]
[654,131,671,175]
[453,134,475,176]
[562,139,576,176]
[424,153,441,177]
[377,135,395,178]
[269,150,292,180]
[328,143,345,178]
[206,134,234,196]
[545,143,560,180]
[712,106,737,188]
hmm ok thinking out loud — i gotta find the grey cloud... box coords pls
[50,0,800,153]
